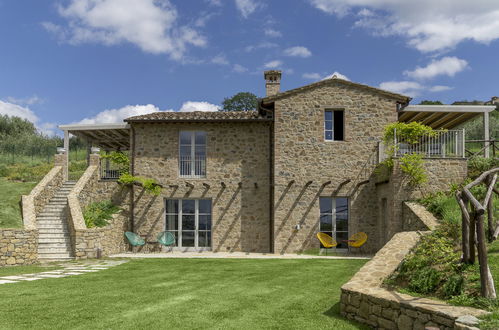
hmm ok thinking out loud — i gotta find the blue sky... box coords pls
[0,0,498,134]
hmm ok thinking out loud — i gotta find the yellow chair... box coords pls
[347,232,368,248]
[316,233,337,255]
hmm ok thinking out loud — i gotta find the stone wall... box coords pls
[376,158,467,247]
[22,165,64,230]
[132,122,271,252]
[0,229,38,266]
[272,80,401,253]
[67,155,131,259]
[340,231,488,329]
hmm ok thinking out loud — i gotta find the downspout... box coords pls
[260,100,275,253]
[130,124,136,236]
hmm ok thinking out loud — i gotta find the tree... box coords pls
[418,100,443,105]
[221,92,258,112]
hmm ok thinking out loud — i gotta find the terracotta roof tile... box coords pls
[125,110,269,122]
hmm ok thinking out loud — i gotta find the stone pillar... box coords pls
[89,153,100,166]
[54,153,68,180]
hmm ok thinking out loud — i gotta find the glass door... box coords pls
[319,197,349,249]
[165,199,212,251]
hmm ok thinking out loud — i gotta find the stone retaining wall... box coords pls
[67,154,131,259]
[0,229,38,266]
[340,230,487,329]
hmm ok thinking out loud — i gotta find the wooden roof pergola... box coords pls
[398,104,496,158]
[398,105,495,130]
[58,123,131,150]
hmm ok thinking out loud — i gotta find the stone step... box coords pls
[38,242,72,249]
[37,229,69,234]
[37,218,64,222]
[38,253,73,260]
[42,206,67,211]
[49,198,68,202]
[37,223,68,229]
[38,234,69,240]
[38,238,72,244]
[38,247,72,254]
[38,212,67,217]
[37,221,67,226]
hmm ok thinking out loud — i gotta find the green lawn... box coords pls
[0,258,367,330]
[0,178,36,228]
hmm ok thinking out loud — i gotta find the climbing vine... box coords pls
[102,151,162,195]
[379,122,439,187]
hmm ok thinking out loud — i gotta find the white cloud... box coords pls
[235,0,261,18]
[283,46,312,58]
[309,0,499,53]
[429,85,453,92]
[0,100,39,123]
[323,71,350,81]
[404,57,468,80]
[179,101,219,112]
[6,95,43,106]
[233,64,248,73]
[76,104,163,124]
[244,41,278,52]
[211,54,230,65]
[43,0,206,60]
[0,99,58,135]
[379,81,424,97]
[302,72,322,80]
[264,28,282,37]
[206,0,222,6]
[264,60,282,69]
[75,101,220,125]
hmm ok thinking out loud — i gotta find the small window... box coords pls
[179,131,206,178]
[324,110,344,141]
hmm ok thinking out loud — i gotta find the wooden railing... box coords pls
[465,139,498,159]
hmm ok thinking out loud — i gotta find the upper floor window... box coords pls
[179,131,206,178]
[324,110,344,141]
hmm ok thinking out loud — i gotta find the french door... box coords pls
[165,199,212,251]
[319,197,349,249]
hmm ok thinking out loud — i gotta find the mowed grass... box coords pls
[0,264,59,277]
[0,258,367,330]
[0,178,36,228]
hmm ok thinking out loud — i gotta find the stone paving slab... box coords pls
[0,260,128,285]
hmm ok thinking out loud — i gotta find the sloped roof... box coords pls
[125,110,270,122]
[261,77,411,104]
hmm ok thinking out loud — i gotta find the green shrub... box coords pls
[467,157,499,179]
[442,274,464,298]
[5,163,52,182]
[408,267,442,294]
[400,153,427,186]
[83,201,121,228]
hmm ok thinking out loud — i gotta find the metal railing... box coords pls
[179,155,206,178]
[392,129,465,158]
[100,158,125,180]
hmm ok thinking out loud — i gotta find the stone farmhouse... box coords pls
[3,71,495,264]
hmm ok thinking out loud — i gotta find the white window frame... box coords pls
[179,131,206,178]
[324,110,334,141]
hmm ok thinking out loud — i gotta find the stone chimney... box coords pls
[264,70,281,97]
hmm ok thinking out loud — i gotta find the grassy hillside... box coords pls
[0,178,37,228]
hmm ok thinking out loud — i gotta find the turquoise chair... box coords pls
[125,232,145,250]
[157,231,176,252]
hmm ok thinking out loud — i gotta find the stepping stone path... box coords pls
[0,260,128,285]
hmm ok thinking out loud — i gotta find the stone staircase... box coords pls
[37,181,76,261]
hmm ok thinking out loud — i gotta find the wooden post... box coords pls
[486,174,496,242]
[469,209,476,264]
[457,193,471,263]
[476,212,497,298]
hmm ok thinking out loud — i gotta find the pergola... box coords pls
[398,105,496,158]
[58,123,131,175]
